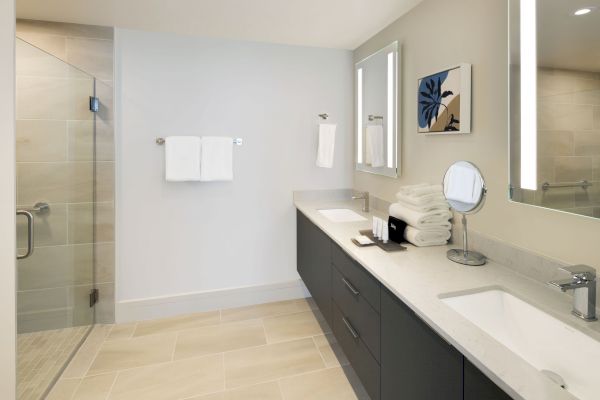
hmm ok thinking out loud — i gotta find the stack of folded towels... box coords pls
[389,183,452,247]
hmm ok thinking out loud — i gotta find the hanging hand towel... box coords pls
[164,136,201,182]
[404,226,451,247]
[316,123,336,168]
[200,136,233,182]
[389,203,452,230]
[366,125,384,167]
[445,165,477,204]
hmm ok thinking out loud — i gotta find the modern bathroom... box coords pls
[1,0,599,399]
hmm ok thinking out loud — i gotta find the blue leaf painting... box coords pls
[418,70,459,131]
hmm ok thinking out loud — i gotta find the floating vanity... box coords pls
[294,197,600,400]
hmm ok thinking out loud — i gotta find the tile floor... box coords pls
[47,298,370,400]
[17,325,90,400]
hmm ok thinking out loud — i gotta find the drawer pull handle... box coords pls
[342,317,360,339]
[342,278,360,296]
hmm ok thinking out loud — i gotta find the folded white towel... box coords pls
[389,203,452,230]
[444,165,477,204]
[316,123,336,168]
[404,226,451,247]
[200,136,233,182]
[164,136,202,182]
[397,184,443,197]
[366,125,384,167]
[396,192,447,207]
[395,198,450,213]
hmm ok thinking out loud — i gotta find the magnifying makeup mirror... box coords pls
[442,161,487,266]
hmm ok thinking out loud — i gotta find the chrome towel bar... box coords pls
[541,180,592,191]
[156,137,243,146]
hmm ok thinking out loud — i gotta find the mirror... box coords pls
[443,161,487,266]
[355,42,399,178]
[509,0,600,219]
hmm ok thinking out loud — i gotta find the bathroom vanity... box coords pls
[294,196,597,400]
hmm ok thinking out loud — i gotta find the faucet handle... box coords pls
[559,265,596,280]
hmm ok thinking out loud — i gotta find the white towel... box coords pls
[316,123,336,168]
[445,165,477,204]
[389,203,452,230]
[396,192,447,207]
[164,136,201,182]
[366,125,384,167]
[200,136,233,182]
[395,198,450,213]
[397,184,443,197]
[404,226,451,247]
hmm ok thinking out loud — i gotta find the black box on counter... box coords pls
[388,216,407,244]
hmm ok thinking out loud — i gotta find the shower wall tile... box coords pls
[18,309,70,333]
[573,131,600,156]
[538,103,594,131]
[16,76,70,120]
[16,203,68,248]
[538,131,573,156]
[17,19,113,41]
[554,157,593,182]
[17,287,69,314]
[16,37,68,77]
[66,37,113,81]
[95,243,115,284]
[17,245,73,290]
[594,106,600,129]
[593,157,600,180]
[16,119,67,162]
[69,284,95,326]
[17,162,70,204]
[97,162,115,202]
[95,282,115,324]
[67,203,95,244]
[68,162,95,203]
[68,78,95,120]
[96,202,115,243]
[67,120,94,161]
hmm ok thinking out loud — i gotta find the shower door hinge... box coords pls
[89,288,99,307]
[89,96,99,112]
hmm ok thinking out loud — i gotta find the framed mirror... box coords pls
[509,0,600,218]
[355,41,399,178]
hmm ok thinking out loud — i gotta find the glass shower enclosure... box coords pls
[15,38,100,400]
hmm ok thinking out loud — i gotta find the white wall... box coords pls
[353,0,600,268]
[0,0,16,397]
[115,29,352,317]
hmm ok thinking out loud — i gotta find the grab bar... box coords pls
[16,210,34,260]
[541,180,592,191]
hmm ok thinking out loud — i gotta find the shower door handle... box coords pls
[16,210,34,260]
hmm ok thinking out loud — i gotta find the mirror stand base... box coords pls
[447,249,487,266]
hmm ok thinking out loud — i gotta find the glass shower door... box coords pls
[15,38,96,400]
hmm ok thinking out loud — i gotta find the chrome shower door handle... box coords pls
[16,210,34,260]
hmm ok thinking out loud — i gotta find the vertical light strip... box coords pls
[520,0,537,190]
[357,68,363,164]
[387,52,394,168]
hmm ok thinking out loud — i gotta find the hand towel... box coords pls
[316,123,336,168]
[395,192,447,207]
[200,136,233,182]
[444,165,477,204]
[395,198,450,213]
[366,125,384,167]
[389,203,452,230]
[404,226,451,247]
[397,184,443,197]
[164,136,201,182]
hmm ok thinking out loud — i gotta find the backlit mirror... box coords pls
[510,0,600,218]
[355,42,399,178]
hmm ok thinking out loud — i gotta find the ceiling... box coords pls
[16,0,423,50]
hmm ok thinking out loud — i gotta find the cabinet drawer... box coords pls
[332,244,380,312]
[332,303,380,400]
[332,267,380,362]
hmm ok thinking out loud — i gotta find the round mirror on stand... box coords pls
[442,161,487,266]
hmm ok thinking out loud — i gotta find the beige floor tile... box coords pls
[72,372,117,400]
[279,367,370,400]
[224,338,325,389]
[174,319,266,360]
[220,300,307,323]
[108,354,224,400]
[62,325,112,379]
[295,297,318,311]
[263,310,330,343]
[106,323,136,341]
[132,310,220,337]
[190,381,282,400]
[313,334,349,367]
[46,378,80,400]
[87,332,177,375]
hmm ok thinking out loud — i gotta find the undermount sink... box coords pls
[318,208,367,223]
[441,289,600,400]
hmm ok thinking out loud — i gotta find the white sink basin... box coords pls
[441,289,600,400]
[318,208,367,223]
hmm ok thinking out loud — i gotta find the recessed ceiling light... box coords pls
[574,7,595,16]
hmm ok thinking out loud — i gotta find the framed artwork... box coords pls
[418,63,471,134]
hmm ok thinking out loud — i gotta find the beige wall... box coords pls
[1,0,16,397]
[15,20,115,325]
[353,0,600,268]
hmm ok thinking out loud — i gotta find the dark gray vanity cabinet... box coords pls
[296,210,514,400]
[381,287,463,400]
[296,210,332,324]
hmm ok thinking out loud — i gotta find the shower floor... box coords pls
[18,326,91,400]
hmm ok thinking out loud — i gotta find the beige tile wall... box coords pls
[527,68,600,217]
[16,19,115,331]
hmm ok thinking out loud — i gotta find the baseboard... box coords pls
[115,279,310,323]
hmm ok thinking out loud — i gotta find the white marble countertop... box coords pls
[294,197,600,400]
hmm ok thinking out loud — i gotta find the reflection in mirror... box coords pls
[356,42,399,177]
[510,0,600,218]
[443,161,487,266]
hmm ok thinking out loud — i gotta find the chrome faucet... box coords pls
[352,191,370,213]
[548,265,597,321]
